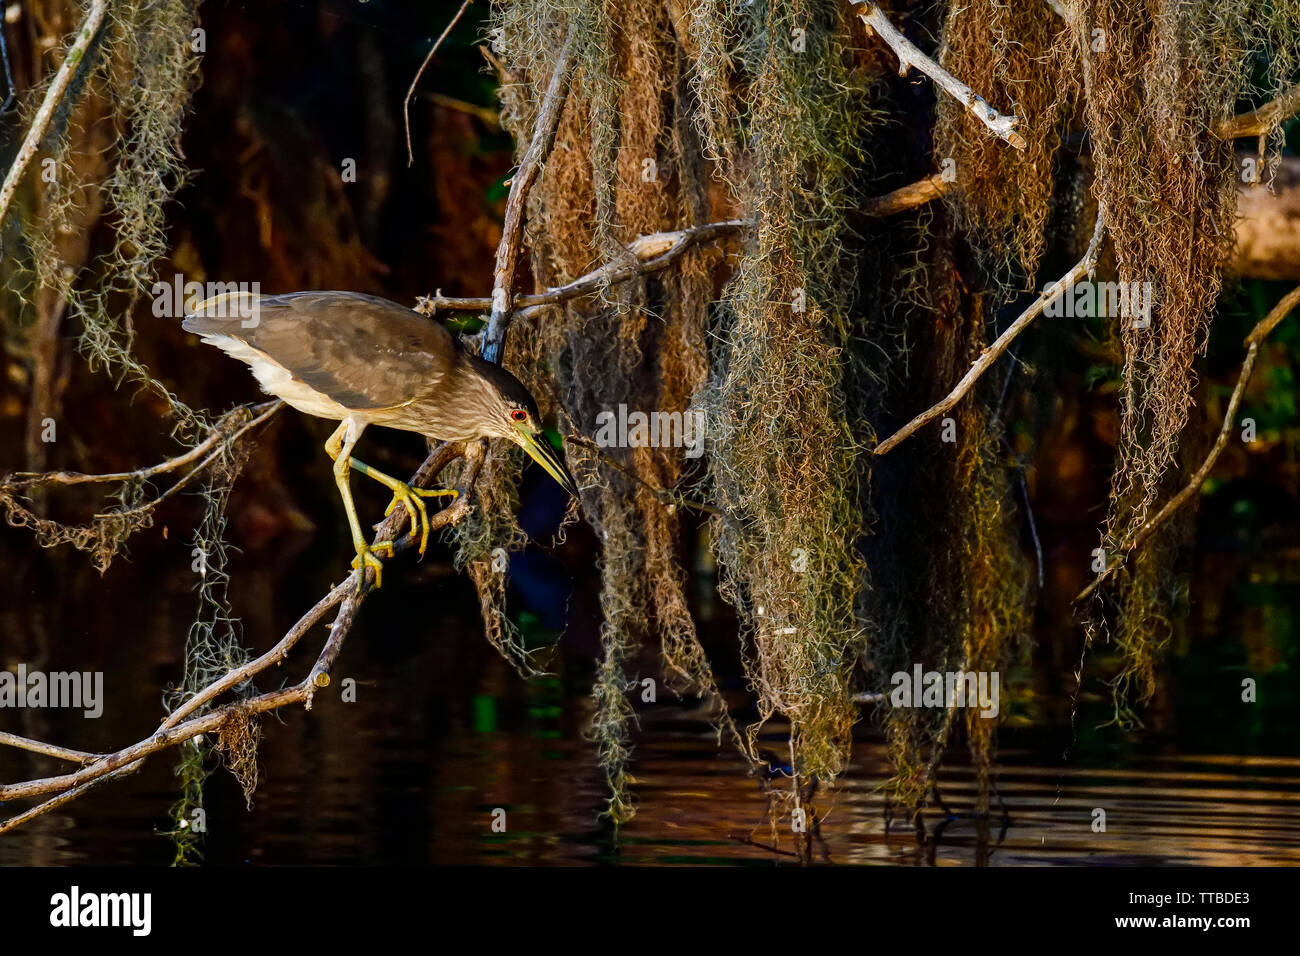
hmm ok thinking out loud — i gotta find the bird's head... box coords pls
[467,357,579,498]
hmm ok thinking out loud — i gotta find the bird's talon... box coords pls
[351,546,387,590]
[412,486,458,501]
[384,482,443,558]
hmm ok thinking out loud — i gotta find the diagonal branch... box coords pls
[3,401,282,490]
[1217,81,1300,140]
[854,2,1027,150]
[863,173,950,216]
[0,732,103,765]
[874,204,1107,456]
[481,20,579,364]
[0,402,283,569]
[0,440,484,830]
[1074,283,1300,604]
[0,0,108,231]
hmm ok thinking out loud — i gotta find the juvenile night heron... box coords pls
[183,290,577,587]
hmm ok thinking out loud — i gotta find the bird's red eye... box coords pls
[510,409,528,422]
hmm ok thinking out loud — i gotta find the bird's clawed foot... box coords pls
[382,483,459,557]
[351,539,395,591]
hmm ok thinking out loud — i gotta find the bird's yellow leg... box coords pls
[324,420,392,590]
[346,457,458,558]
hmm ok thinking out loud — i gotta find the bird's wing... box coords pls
[183,291,461,411]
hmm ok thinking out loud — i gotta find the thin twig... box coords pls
[874,204,1107,456]
[0,0,107,230]
[1074,284,1300,603]
[854,3,1026,150]
[403,0,474,166]
[482,20,578,364]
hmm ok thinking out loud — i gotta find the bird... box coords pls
[183,290,578,588]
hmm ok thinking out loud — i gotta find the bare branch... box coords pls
[0,732,103,765]
[863,173,950,217]
[0,0,108,230]
[0,686,308,806]
[0,402,284,569]
[1243,281,1300,346]
[854,3,1027,151]
[4,401,282,490]
[420,220,747,318]
[0,440,484,830]
[1217,82,1300,140]
[164,580,350,730]
[482,20,579,364]
[874,204,1107,456]
[1074,284,1300,603]
[89,402,282,519]
[403,0,475,166]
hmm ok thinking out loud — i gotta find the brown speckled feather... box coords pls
[182,291,459,411]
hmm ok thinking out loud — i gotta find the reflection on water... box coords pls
[1,534,1298,865]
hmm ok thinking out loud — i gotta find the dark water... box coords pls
[2,528,1298,866]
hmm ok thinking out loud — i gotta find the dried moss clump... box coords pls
[1066,0,1300,709]
[692,0,876,784]
[934,0,1071,283]
[22,0,205,437]
[477,0,735,821]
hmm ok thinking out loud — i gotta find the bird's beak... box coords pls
[514,427,579,497]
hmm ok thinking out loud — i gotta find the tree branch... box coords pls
[481,20,578,364]
[0,732,103,765]
[0,439,484,830]
[0,0,108,231]
[846,80,1300,222]
[873,204,1107,456]
[1217,82,1300,140]
[3,401,282,490]
[863,173,951,216]
[419,220,747,318]
[89,404,283,520]
[0,402,284,565]
[1074,283,1300,604]
[854,3,1027,150]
